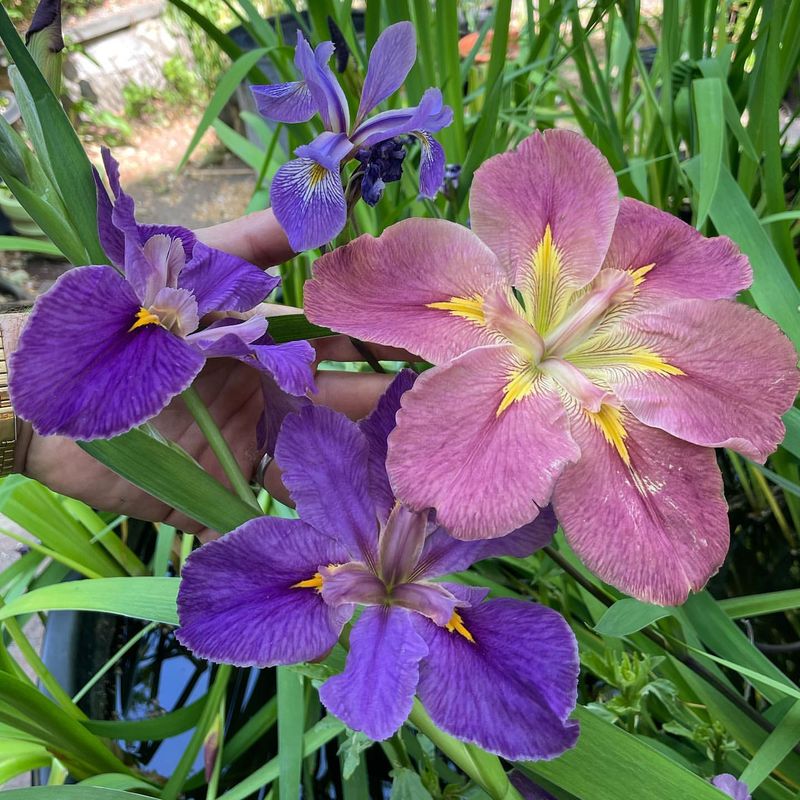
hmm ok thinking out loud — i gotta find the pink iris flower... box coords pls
[305,130,799,606]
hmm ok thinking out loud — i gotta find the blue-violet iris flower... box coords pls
[251,22,453,251]
[177,371,579,759]
[9,149,316,440]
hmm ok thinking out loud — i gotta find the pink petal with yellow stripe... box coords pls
[470,129,619,330]
[609,299,799,462]
[305,218,506,363]
[387,344,579,539]
[553,407,730,605]
[602,198,752,307]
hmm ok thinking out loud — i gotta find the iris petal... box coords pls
[270,156,347,252]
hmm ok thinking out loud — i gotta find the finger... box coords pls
[195,208,294,269]
[314,370,396,419]
[311,335,418,364]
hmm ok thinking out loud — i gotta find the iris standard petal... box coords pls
[470,129,618,327]
[358,369,418,520]
[602,198,751,307]
[610,298,799,462]
[10,266,204,440]
[178,241,278,315]
[712,775,751,800]
[93,165,124,267]
[416,132,445,198]
[177,517,353,667]
[553,407,730,605]
[270,156,347,252]
[414,588,580,761]
[319,606,427,740]
[251,81,317,123]
[351,87,453,148]
[387,345,580,540]
[294,33,349,133]
[414,507,557,580]
[356,21,416,123]
[305,218,506,363]
[275,405,380,564]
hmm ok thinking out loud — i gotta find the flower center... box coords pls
[127,288,199,338]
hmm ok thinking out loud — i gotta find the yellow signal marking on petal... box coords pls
[308,162,328,187]
[529,224,568,333]
[427,294,485,326]
[630,263,655,287]
[587,404,630,466]
[128,307,160,332]
[292,572,324,591]
[445,611,475,643]
[496,362,538,417]
[625,349,683,375]
[566,334,684,377]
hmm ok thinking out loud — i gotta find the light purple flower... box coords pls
[252,22,453,251]
[177,372,579,759]
[304,130,800,606]
[9,149,316,440]
[712,775,751,800]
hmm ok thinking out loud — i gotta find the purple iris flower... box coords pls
[712,775,751,799]
[9,149,316,440]
[177,372,579,759]
[251,22,453,251]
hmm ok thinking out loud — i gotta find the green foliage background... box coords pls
[1,1,799,799]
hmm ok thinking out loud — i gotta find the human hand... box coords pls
[5,209,401,539]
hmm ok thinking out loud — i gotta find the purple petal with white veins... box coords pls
[712,775,751,800]
[178,241,278,315]
[416,133,445,198]
[351,88,453,148]
[358,370,417,521]
[275,405,381,563]
[294,33,349,133]
[415,587,580,761]
[319,606,427,740]
[10,266,204,439]
[251,81,317,123]
[414,507,557,580]
[177,516,353,667]
[270,156,347,252]
[356,22,416,122]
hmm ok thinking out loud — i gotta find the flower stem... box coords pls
[407,699,522,800]
[181,386,260,511]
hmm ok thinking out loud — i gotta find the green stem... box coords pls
[181,386,260,511]
[408,699,522,800]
